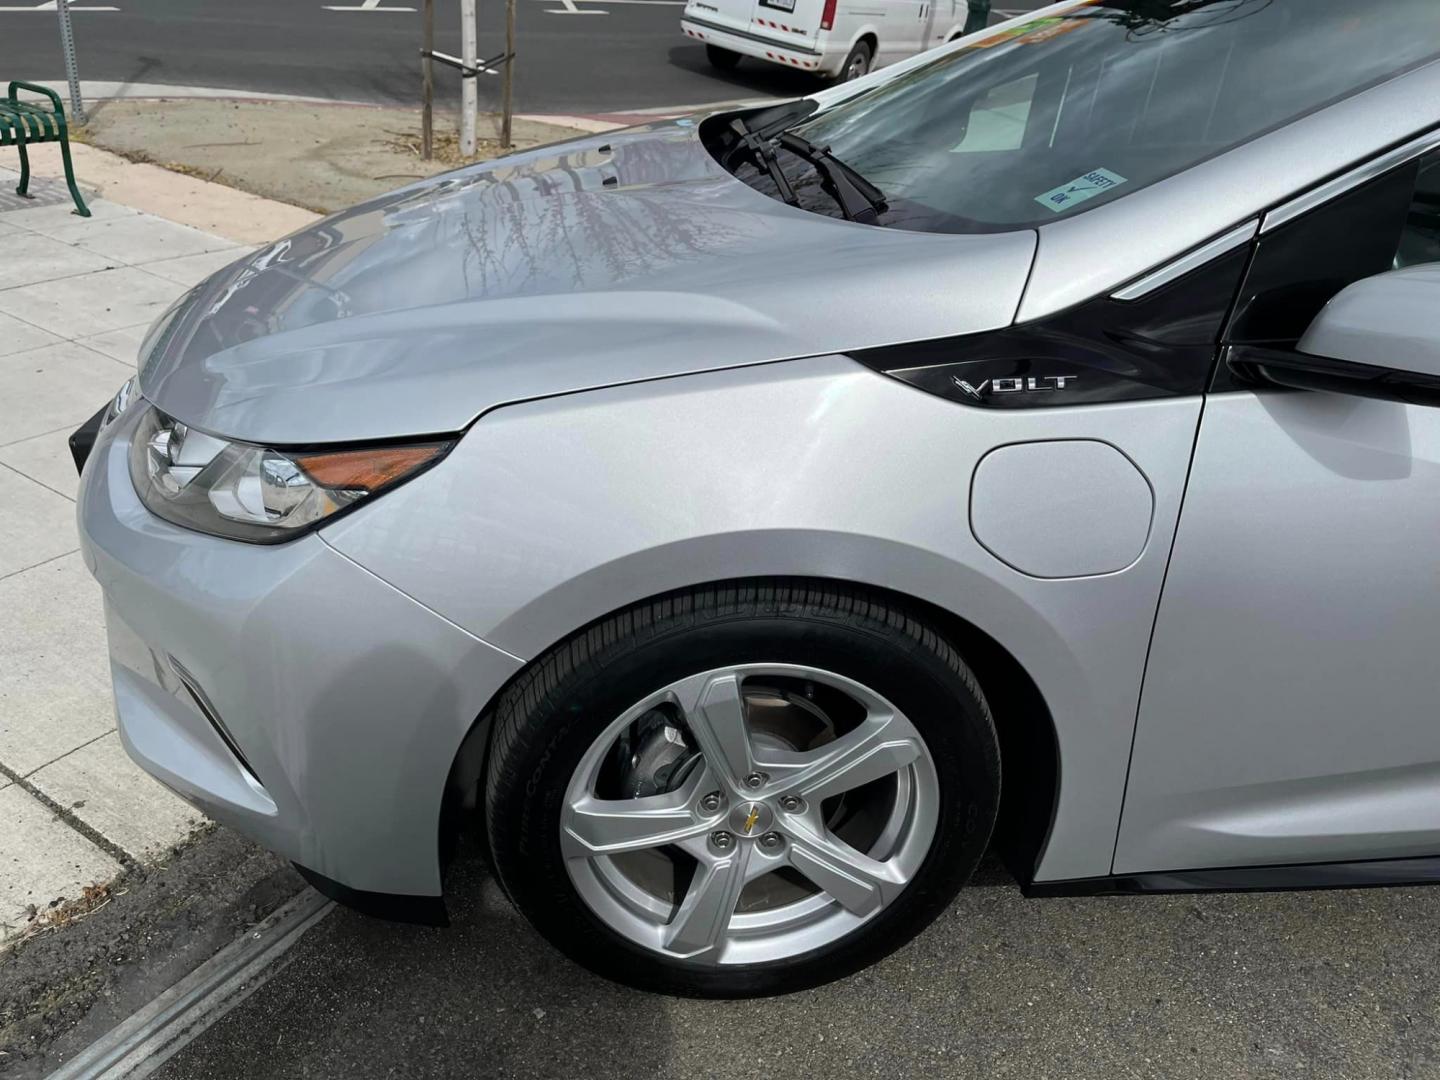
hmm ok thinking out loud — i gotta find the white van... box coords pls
[681,0,984,80]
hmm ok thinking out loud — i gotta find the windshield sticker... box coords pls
[1019,19,1085,44]
[1035,169,1128,213]
[971,17,1061,47]
[969,15,1087,48]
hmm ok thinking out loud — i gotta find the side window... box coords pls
[1397,153,1440,269]
[1224,147,1440,353]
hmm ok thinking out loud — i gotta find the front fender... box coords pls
[323,355,1200,881]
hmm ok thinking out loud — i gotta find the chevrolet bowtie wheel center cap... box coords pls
[728,800,775,839]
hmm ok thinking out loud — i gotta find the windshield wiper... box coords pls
[773,131,887,224]
[726,114,888,224]
[727,117,800,207]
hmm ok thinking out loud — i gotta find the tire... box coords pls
[485,580,1000,997]
[705,44,743,71]
[837,39,873,82]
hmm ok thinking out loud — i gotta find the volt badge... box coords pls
[952,375,1077,401]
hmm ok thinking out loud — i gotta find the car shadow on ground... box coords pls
[152,833,1440,1080]
[665,44,832,101]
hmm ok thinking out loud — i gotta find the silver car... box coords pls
[74,0,1440,997]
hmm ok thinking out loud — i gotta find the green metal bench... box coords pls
[1,81,90,218]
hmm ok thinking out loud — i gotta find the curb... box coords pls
[31,80,762,129]
[10,87,771,243]
[11,140,321,245]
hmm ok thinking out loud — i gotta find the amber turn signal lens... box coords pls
[294,444,449,492]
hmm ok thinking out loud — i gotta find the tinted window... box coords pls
[1397,154,1440,270]
[1225,148,1440,355]
[778,0,1440,233]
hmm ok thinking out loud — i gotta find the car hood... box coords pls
[139,118,1037,445]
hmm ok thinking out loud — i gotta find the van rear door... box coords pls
[689,0,762,38]
[752,0,824,52]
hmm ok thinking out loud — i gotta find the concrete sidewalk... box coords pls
[0,142,318,944]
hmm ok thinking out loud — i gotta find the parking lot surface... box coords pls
[153,846,1440,1080]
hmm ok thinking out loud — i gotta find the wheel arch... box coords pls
[441,574,1060,889]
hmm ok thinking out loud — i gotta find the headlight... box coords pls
[128,405,451,543]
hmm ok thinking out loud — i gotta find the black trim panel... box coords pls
[70,403,107,475]
[1024,854,1440,898]
[852,245,1249,409]
[1227,344,1440,408]
[294,863,450,927]
[1213,161,1421,392]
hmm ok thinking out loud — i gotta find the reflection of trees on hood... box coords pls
[195,131,780,342]
[451,182,754,299]
[333,132,768,305]
[436,141,766,299]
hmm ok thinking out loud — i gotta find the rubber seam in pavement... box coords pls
[46,888,334,1080]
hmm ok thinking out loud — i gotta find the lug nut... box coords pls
[779,795,804,813]
[710,831,734,850]
[758,832,784,851]
[699,791,723,813]
[743,772,767,790]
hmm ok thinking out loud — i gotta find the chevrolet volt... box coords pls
[74,0,1440,996]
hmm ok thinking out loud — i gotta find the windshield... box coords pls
[773,0,1440,233]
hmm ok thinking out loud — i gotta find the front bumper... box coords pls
[76,407,524,898]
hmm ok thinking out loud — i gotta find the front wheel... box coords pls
[484,581,1000,997]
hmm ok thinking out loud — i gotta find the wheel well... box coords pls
[896,591,1060,884]
[440,576,1060,887]
[856,32,878,55]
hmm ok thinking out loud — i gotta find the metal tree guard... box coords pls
[419,0,517,161]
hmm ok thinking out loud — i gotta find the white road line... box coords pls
[46,890,335,1080]
[323,0,417,9]
[533,0,685,10]
[0,2,119,10]
[545,0,607,13]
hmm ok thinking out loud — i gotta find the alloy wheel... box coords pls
[561,664,939,965]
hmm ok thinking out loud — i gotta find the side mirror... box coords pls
[1227,265,1440,406]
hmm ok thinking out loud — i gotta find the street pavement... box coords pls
[0,0,1045,115]
[150,843,1440,1080]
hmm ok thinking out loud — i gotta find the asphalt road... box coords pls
[148,841,1440,1080]
[0,0,1041,115]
